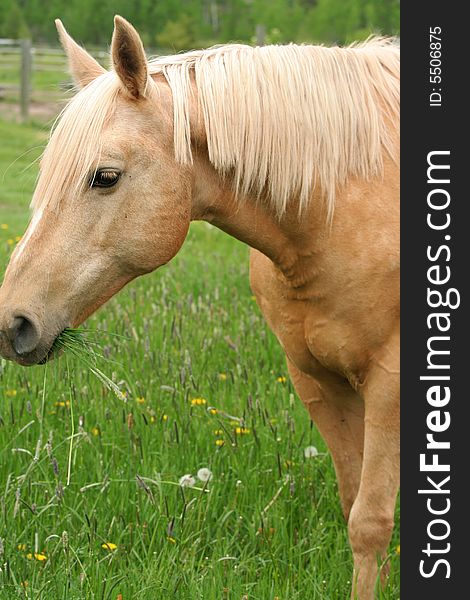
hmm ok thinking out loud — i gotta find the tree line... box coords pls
[1,0,399,50]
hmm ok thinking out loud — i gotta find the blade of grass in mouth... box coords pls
[53,328,127,400]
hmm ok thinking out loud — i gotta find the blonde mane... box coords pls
[34,38,399,219]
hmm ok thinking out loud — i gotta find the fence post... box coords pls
[20,39,32,122]
[256,24,266,46]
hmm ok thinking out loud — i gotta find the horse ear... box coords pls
[55,19,105,88]
[111,15,148,100]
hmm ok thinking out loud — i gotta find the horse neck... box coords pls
[190,150,326,285]
[183,76,332,284]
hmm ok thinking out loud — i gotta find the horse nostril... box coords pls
[7,316,40,356]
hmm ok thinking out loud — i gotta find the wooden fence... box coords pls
[0,39,107,122]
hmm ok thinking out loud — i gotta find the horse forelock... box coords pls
[31,71,121,213]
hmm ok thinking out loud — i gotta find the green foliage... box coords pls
[1,0,399,48]
[305,0,400,43]
[156,14,196,52]
[0,0,31,39]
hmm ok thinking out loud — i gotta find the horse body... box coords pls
[248,166,400,598]
[193,145,400,597]
[0,17,399,599]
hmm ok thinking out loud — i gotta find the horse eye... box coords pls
[90,169,121,188]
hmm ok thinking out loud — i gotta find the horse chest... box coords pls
[265,299,320,376]
[250,249,355,380]
[262,296,357,379]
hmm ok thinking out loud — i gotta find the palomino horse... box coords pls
[0,17,399,599]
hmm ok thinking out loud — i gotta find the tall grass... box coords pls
[52,328,126,400]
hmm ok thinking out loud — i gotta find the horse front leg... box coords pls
[348,338,400,600]
[286,359,365,523]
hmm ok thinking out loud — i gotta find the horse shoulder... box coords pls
[249,248,328,378]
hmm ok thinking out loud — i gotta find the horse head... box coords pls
[0,17,192,365]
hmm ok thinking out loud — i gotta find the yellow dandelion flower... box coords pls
[162,414,168,421]
[136,396,145,404]
[26,552,47,561]
[250,295,257,300]
[7,238,14,246]
[276,376,287,383]
[6,389,17,397]
[91,427,100,437]
[15,235,22,242]
[150,415,156,423]
[167,536,176,544]
[209,408,218,415]
[17,544,27,551]
[55,400,70,408]
[191,397,207,406]
[396,545,400,555]
[101,542,117,551]
[214,429,224,435]
[215,439,225,447]
[1,223,9,230]
[234,427,250,435]
[218,373,227,381]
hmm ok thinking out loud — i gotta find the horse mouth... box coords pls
[37,330,65,364]
[8,329,66,366]
[37,346,57,365]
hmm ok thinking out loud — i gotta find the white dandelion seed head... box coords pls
[179,474,196,487]
[304,445,319,458]
[197,468,213,482]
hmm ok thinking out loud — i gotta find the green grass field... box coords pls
[0,117,400,599]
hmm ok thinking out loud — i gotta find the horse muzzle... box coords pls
[0,311,61,366]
